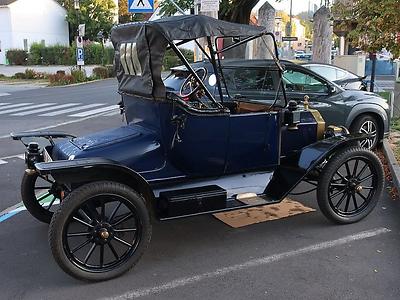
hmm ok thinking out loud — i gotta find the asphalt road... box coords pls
[0,79,119,137]
[0,80,399,300]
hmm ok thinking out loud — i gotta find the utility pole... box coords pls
[288,0,293,53]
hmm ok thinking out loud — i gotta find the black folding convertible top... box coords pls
[111,15,266,99]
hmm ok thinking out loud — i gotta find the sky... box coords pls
[254,0,322,16]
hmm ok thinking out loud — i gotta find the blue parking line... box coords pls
[0,210,20,223]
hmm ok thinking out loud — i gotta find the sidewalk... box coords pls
[0,65,102,77]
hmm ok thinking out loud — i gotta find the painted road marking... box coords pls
[0,102,33,111]
[0,103,55,115]
[0,102,11,106]
[0,154,25,166]
[0,110,123,139]
[0,195,59,223]
[69,105,119,117]
[39,103,105,116]
[102,109,120,117]
[11,103,81,116]
[0,93,11,97]
[102,227,391,300]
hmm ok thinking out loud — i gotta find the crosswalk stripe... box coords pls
[0,93,11,97]
[0,103,56,115]
[11,103,81,116]
[0,103,11,106]
[39,103,105,116]
[102,110,120,116]
[69,105,119,117]
[1,103,60,115]
[0,103,33,111]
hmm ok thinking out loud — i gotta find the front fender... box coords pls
[35,157,156,212]
[264,134,365,201]
[345,103,389,134]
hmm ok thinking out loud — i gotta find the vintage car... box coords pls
[12,15,384,282]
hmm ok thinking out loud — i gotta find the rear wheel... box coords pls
[350,114,380,149]
[317,147,384,224]
[21,172,61,224]
[49,181,152,281]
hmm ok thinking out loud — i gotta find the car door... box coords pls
[222,67,281,172]
[282,66,347,127]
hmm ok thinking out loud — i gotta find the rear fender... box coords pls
[264,134,365,201]
[35,158,156,214]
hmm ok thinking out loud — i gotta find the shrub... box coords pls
[106,65,115,77]
[70,67,86,83]
[6,49,28,65]
[48,73,75,86]
[162,48,194,70]
[0,74,6,79]
[28,43,45,65]
[12,72,26,79]
[24,68,37,79]
[92,66,109,79]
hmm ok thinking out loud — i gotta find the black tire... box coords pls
[21,172,60,224]
[350,114,380,150]
[49,181,152,282]
[317,147,384,224]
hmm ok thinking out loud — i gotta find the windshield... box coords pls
[215,35,285,106]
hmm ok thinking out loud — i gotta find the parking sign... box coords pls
[76,48,85,66]
[128,0,154,13]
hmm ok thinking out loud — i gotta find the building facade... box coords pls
[0,0,69,65]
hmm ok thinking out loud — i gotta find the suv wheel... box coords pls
[350,114,380,150]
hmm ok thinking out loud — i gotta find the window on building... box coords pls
[23,39,28,51]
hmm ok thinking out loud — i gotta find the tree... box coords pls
[56,0,116,42]
[159,0,259,24]
[333,0,400,58]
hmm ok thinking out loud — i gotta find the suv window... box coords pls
[222,67,281,101]
[309,66,337,81]
[283,69,329,93]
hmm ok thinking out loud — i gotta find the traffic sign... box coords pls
[76,36,83,48]
[128,0,154,13]
[282,36,298,42]
[76,48,85,66]
[201,0,219,12]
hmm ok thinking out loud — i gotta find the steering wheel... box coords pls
[179,68,207,98]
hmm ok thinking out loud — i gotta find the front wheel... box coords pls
[350,114,380,149]
[317,147,384,224]
[49,181,152,281]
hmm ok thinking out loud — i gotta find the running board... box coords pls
[157,185,280,221]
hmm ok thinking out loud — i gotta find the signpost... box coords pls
[128,0,154,13]
[76,30,85,67]
[282,36,298,42]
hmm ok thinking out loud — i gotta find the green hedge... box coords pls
[6,50,28,65]
[8,43,115,66]
[162,48,194,70]
[8,44,194,72]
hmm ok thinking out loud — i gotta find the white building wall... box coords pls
[0,0,69,64]
[0,8,12,65]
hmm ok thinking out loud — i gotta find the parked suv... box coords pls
[164,60,389,149]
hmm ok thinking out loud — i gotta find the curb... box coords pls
[382,139,400,191]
